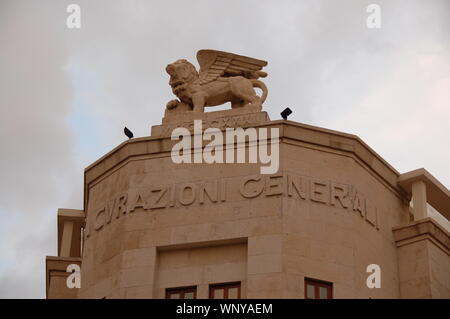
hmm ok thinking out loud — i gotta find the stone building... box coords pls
[45,51,449,299]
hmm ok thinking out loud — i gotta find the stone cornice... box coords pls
[392,218,450,254]
[83,119,409,211]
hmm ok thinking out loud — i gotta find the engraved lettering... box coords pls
[94,206,106,231]
[331,182,350,208]
[199,181,219,204]
[287,174,307,199]
[310,179,329,204]
[179,184,196,206]
[151,187,168,209]
[265,174,283,196]
[240,176,264,198]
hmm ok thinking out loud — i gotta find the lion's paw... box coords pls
[166,99,179,109]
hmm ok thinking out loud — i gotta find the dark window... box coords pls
[209,282,241,299]
[165,286,197,299]
[305,278,333,299]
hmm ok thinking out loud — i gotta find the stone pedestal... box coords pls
[151,105,270,137]
[393,218,450,298]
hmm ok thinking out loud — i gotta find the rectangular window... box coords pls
[209,282,241,299]
[165,286,197,299]
[305,278,332,299]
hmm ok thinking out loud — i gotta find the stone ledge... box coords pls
[398,168,450,222]
[162,104,262,124]
[45,256,82,299]
[392,218,450,253]
[157,237,248,252]
[83,119,410,210]
[151,107,269,137]
[57,208,85,258]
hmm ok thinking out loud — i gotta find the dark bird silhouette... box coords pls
[281,107,292,120]
[124,127,134,139]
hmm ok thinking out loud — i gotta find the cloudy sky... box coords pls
[0,0,448,298]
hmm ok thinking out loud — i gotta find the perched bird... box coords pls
[124,126,134,139]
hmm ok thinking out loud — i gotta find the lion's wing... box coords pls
[197,49,267,85]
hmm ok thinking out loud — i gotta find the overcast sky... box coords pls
[0,0,448,298]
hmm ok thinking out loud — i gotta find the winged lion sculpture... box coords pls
[166,49,268,113]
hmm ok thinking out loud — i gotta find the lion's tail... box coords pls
[251,80,268,104]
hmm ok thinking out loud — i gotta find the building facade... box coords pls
[45,106,450,299]
[45,50,449,298]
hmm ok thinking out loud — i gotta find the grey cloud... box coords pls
[0,1,79,298]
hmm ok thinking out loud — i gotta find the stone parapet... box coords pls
[151,106,269,137]
[46,256,82,299]
[393,218,450,298]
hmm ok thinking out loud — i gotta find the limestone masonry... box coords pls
[45,50,449,299]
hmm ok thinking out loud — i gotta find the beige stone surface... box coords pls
[63,113,448,299]
[45,57,449,298]
[46,256,81,299]
[154,242,247,298]
[393,218,450,298]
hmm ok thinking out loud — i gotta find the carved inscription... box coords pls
[156,112,269,136]
[86,172,380,236]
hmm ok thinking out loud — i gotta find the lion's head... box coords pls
[166,59,198,96]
